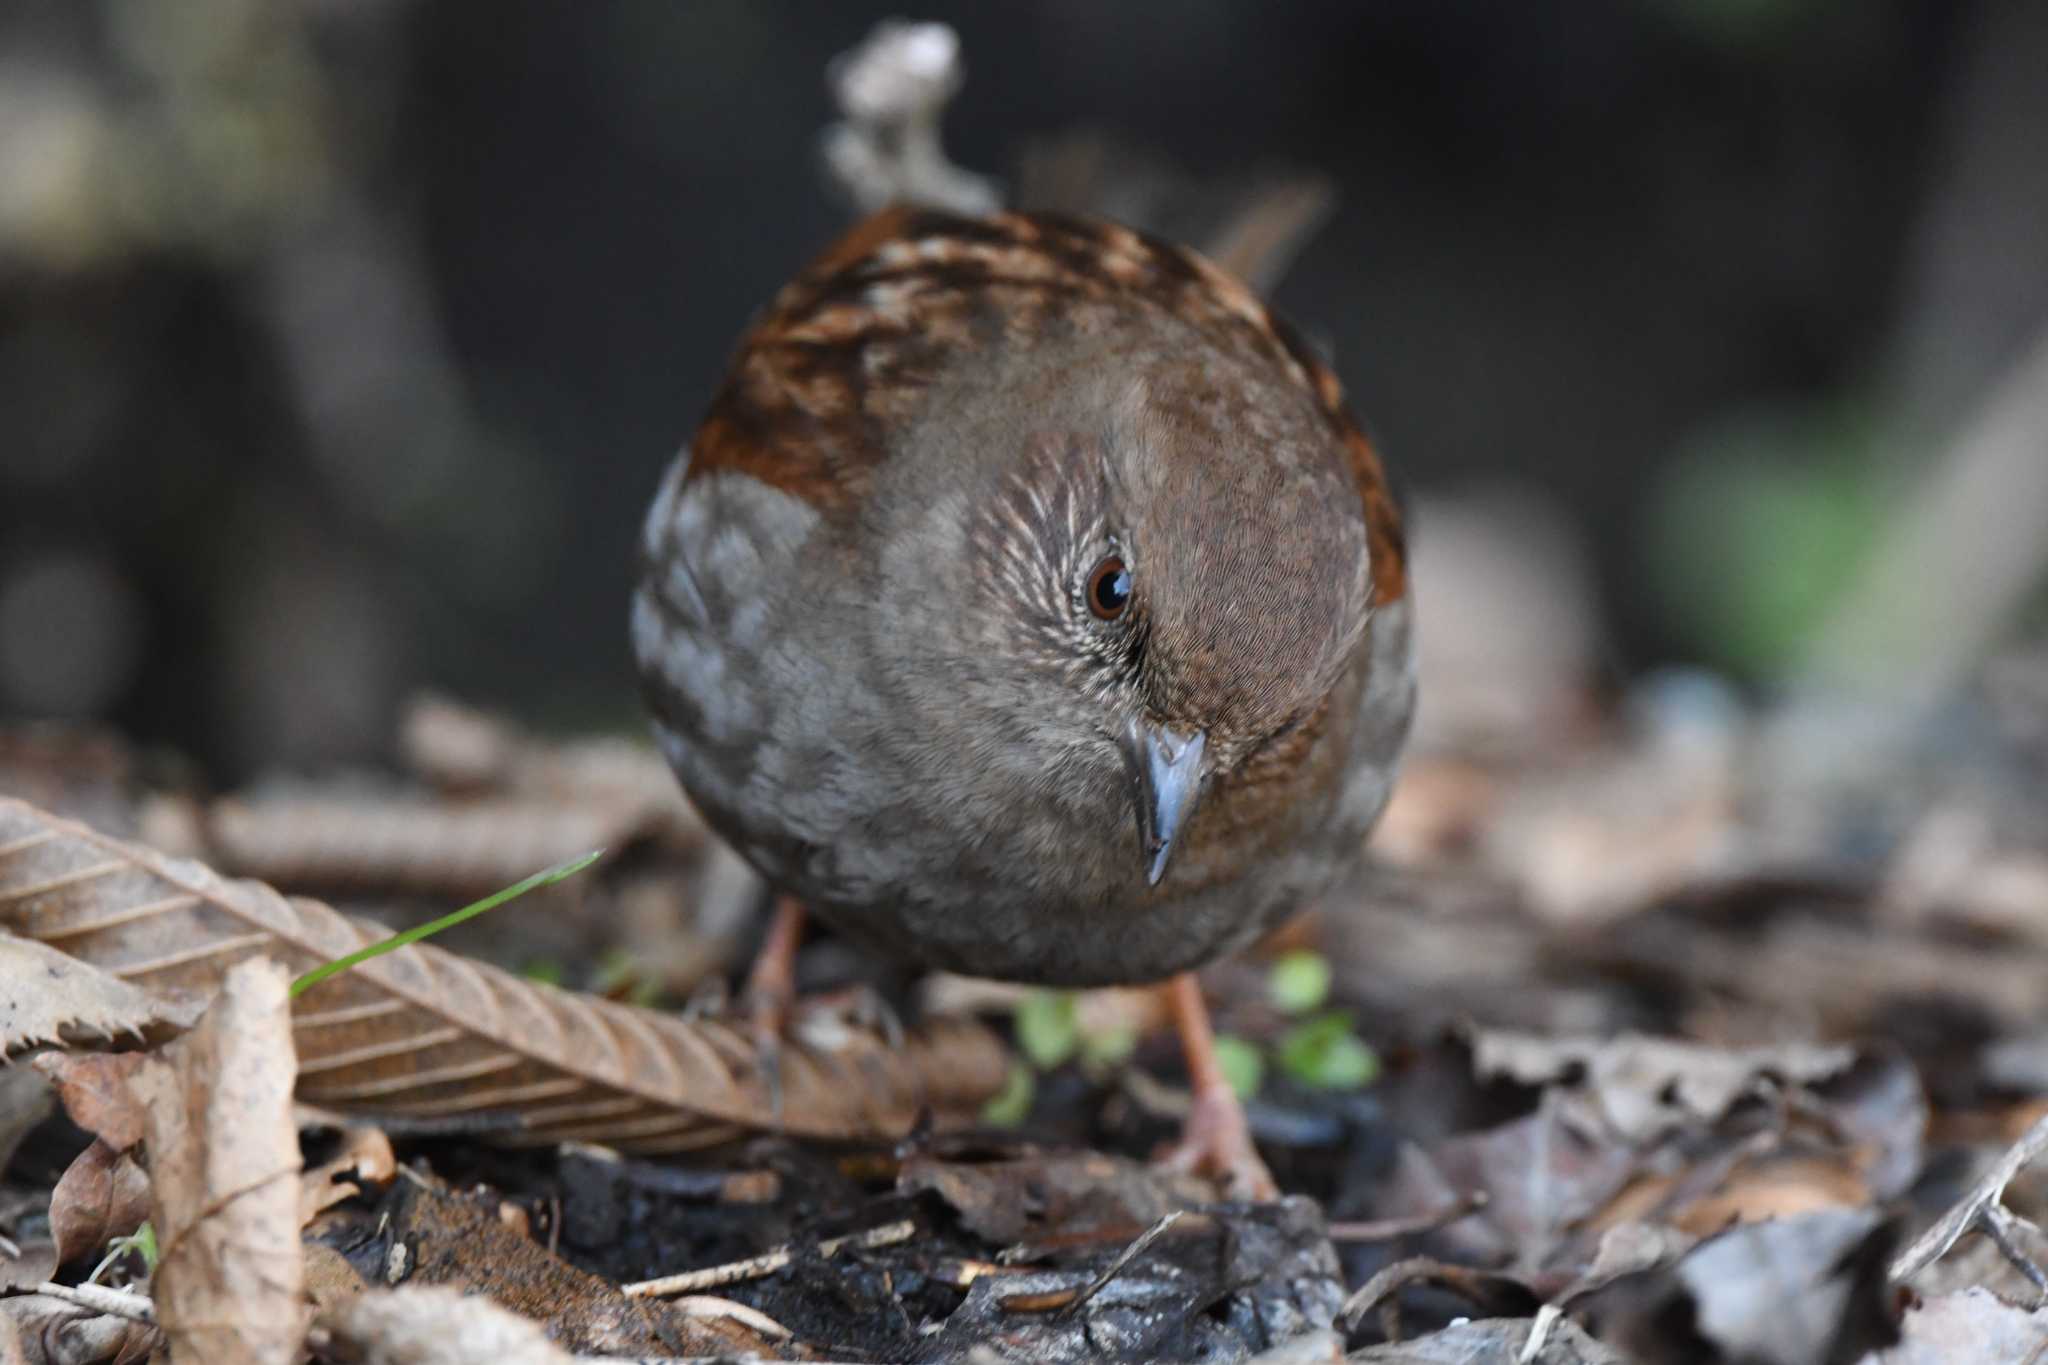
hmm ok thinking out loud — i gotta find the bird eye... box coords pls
[1087,555,1132,620]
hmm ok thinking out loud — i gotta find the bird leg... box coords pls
[738,896,807,1116]
[1155,972,1280,1202]
[741,895,807,1033]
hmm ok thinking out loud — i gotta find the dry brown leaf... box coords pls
[206,697,703,900]
[317,1286,573,1365]
[1354,1315,1622,1364]
[48,1139,151,1267]
[1374,1098,1643,1275]
[0,1068,52,1176]
[29,1052,148,1150]
[206,795,633,900]
[1674,1208,1894,1365]
[1471,1030,1857,1145]
[128,956,305,1365]
[899,1151,1211,1247]
[0,796,1006,1148]
[1868,1288,2048,1362]
[0,1239,57,1294]
[400,695,699,844]
[301,1126,398,1226]
[0,932,199,1056]
[303,1244,368,1314]
[382,1175,767,1357]
[0,1291,158,1364]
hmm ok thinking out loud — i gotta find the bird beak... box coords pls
[1122,717,1208,886]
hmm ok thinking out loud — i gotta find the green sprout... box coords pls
[1078,1021,1138,1071]
[87,1220,157,1285]
[290,849,604,999]
[1213,1034,1266,1101]
[1276,1010,1379,1090]
[980,1060,1036,1128]
[1014,989,1079,1070]
[1268,949,1332,1015]
[593,947,663,1007]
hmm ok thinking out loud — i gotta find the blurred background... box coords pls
[2,0,2044,781]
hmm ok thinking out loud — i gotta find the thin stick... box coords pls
[622,1219,915,1298]
[1328,1190,1490,1242]
[25,1282,156,1323]
[1062,1211,1184,1315]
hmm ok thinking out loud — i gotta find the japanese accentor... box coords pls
[633,207,1414,1197]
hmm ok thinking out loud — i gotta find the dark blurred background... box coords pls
[3,0,2045,780]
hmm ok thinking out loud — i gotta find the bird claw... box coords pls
[739,980,909,1129]
[1155,1082,1280,1203]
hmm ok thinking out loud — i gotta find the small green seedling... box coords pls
[520,958,567,986]
[1078,1021,1138,1071]
[1014,989,1080,1070]
[593,947,663,1007]
[1268,949,1332,1015]
[290,849,604,999]
[87,1220,157,1286]
[1276,1009,1379,1090]
[980,1060,1036,1127]
[1213,1034,1266,1101]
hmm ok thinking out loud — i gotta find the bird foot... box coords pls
[733,897,808,1123]
[790,982,906,1051]
[1155,1082,1280,1203]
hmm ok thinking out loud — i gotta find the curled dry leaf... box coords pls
[301,1127,399,1226]
[29,1052,147,1150]
[0,796,1006,1148]
[127,956,305,1365]
[318,1286,573,1365]
[1870,1288,2048,1363]
[378,1174,768,1357]
[1350,1315,1623,1364]
[0,1068,52,1176]
[1,1239,57,1294]
[0,1291,158,1364]
[1470,1030,1858,1145]
[207,796,634,901]
[1674,1208,1896,1365]
[0,932,199,1057]
[48,1139,151,1267]
[1374,1098,1642,1275]
[400,695,699,843]
[207,697,705,899]
[899,1150,1212,1247]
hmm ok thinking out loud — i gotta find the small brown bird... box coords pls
[632,207,1413,1198]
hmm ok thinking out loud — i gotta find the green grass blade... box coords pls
[289,848,605,999]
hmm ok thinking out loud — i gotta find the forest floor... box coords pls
[7,644,2048,1363]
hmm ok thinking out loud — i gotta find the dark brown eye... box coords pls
[1087,555,1132,620]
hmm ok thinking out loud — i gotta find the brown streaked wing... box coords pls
[685,208,1408,605]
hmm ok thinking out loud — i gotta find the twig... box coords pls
[820,21,998,216]
[667,1295,793,1341]
[1328,1190,1489,1242]
[25,1281,157,1323]
[1065,1211,1185,1315]
[994,1211,1187,1316]
[1981,1202,2048,1307]
[1340,1256,1526,1330]
[622,1219,915,1298]
[1891,1112,2048,1282]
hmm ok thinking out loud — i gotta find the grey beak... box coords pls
[1122,718,1208,886]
